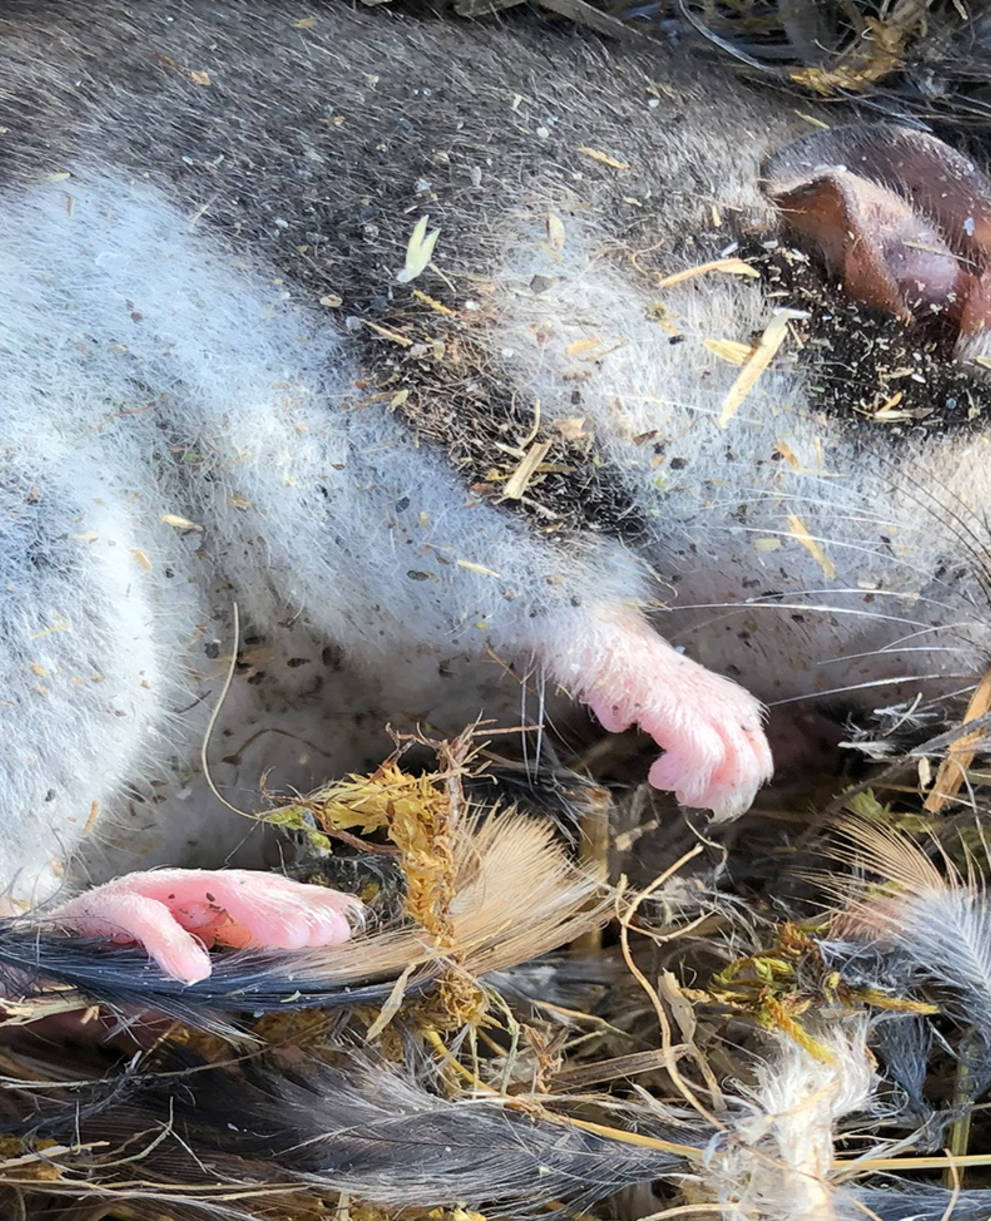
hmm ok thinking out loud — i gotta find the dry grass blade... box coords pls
[655,256,758,289]
[502,440,554,501]
[719,309,803,428]
[924,663,991,812]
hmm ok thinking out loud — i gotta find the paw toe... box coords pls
[646,710,772,819]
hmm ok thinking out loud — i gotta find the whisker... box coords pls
[869,622,986,650]
[705,489,911,528]
[768,673,976,706]
[534,667,546,775]
[520,662,534,780]
[906,682,983,710]
[661,600,939,647]
[707,495,991,597]
[817,645,979,666]
[697,523,968,589]
[668,586,973,615]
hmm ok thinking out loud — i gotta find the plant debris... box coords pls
[8,708,991,1218]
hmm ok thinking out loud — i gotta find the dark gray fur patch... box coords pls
[0,464,85,642]
[0,0,775,540]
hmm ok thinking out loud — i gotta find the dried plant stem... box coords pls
[924,663,991,812]
[616,844,725,1130]
[836,1151,991,1173]
[572,794,611,954]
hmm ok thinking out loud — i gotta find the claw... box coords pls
[557,612,773,820]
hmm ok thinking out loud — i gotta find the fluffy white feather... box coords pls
[703,1019,877,1221]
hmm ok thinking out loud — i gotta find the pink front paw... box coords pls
[564,613,773,820]
[48,869,363,985]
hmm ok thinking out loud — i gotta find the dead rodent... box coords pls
[0,0,989,976]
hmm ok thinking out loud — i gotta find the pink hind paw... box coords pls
[48,868,363,985]
[560,612,773,821]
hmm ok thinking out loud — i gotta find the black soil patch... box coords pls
[740,237,990,437]
[345,318,649,543]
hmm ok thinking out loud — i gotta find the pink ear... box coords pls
[768,168,963,323]
[763,123,991,362]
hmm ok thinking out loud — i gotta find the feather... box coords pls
[703,1017,878,1221]
[849,1185,991,1220]
[4,1047,695,1217]
[827,820,991,1038]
